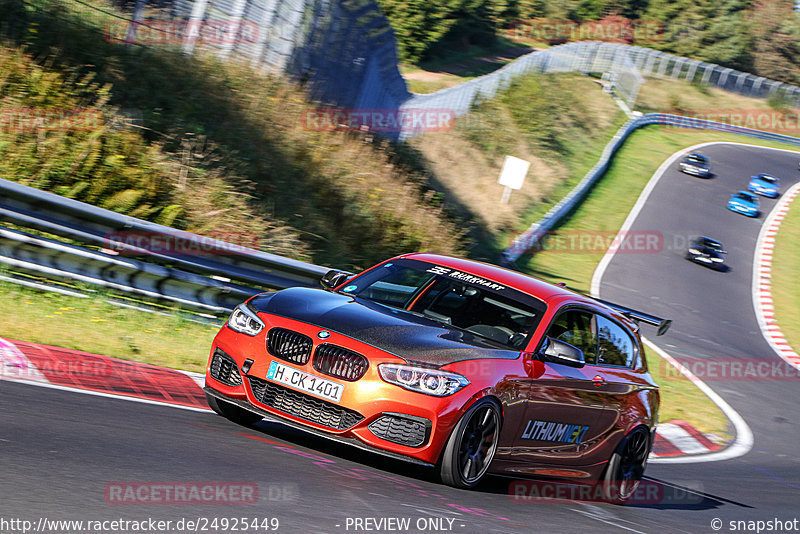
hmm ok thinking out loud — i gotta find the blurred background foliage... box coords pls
[0,0,467,270]
[378,0,800,85]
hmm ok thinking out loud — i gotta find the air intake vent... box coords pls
[368,414,430,447]
[313,344,368,381]
[209,349,242,386]
[266,328,313,365]
[248,376,364,430]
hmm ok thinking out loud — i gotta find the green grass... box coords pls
[407,72,626,262]
[405,76,470,95]
[771,199,800,352]
[647,344,731,438]
[0,281,218,373]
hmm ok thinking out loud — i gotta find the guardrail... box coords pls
[0,178,332,314]
[0,226,258,314]
[0,178,330,291]
[501,113,800,263]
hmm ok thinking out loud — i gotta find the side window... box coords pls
[596,316,635,368]
[545,309,597,365]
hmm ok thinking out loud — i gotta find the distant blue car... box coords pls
[748,173,780,198]
[728,191,760,217]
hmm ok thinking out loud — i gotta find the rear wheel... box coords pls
[439,398,501,489]
[205,392,263,426]
[602,427,650,504]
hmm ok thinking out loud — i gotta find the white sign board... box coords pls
[498,156,530,190]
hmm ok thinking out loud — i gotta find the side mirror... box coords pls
[539,336,585,368]
[320,269,352,290]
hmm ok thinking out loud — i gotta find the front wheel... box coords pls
[206,392,263,426]
[602,426,651,504]
[438,398,502,489]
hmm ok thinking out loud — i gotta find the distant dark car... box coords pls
[727,191,760,217]
[679,153,711,177]
[747,173,780,198]
[686,236,726,270]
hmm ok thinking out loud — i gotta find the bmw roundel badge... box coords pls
[317,330,331,339]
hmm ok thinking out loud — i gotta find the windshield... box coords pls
[342,258,546,349]
[699,238,723,251]
[687,155,707,164]
[736,192,756,202]
[758,175,777,184]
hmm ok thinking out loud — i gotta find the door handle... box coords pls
[593,375,605,387]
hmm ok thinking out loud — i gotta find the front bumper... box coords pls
[680,165,710,177]
[750,188,779,198]
[688,255,725,269]
[205,323,468,465]
[728,204,758,217]
[204,386,434,467]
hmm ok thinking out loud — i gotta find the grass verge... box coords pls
[647,348,731,439]
[0,280,218,373]
[771,197,800,352]
[407,73,626,260]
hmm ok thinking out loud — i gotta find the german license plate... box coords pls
[266,361,343,403]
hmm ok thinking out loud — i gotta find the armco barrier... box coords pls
[0,226,257,314]
[0,178,330,291]
[501,113,800,263]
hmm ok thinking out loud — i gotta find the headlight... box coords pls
[227,304,265,336]
[378,364,469,396]
[711,257,723,262]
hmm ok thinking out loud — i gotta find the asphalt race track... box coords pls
[599,143,800,526]
[1,142,799,533]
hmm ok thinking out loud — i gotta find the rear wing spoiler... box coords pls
[594,298,672,336]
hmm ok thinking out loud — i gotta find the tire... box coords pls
[601,426,650,504]
[205,392,263,426]
[438,398,502,489]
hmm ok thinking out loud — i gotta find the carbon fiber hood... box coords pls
[248,287,519,366]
